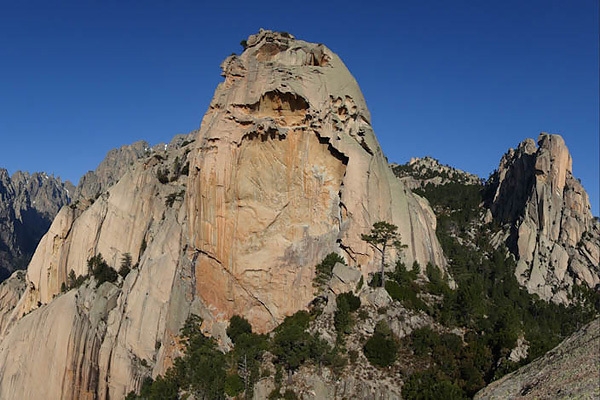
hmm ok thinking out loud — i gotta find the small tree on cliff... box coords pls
[361,221,405,287]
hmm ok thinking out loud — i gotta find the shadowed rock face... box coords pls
[0,169,73,280]
[487,133,599,302]
[187,29,446,332]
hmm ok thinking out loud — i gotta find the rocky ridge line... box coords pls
[392,156,481,190]
[0,169,74,280]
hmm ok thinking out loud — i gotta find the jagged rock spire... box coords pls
[488,133,599,302]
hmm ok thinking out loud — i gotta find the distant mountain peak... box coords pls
[0,169,73,280]
[391,156,481,190]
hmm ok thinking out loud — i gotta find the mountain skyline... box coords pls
[2,1,598,215]
[0,25,598,400]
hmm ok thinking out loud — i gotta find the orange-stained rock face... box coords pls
[187,30,446,331]
[192,127,347,330]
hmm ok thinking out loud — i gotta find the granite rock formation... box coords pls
[75,135,195,202]
[486,133,599,302]
[0,138,194,399]
[75,140,152,201]
[0,169,73,280]
[0,30,447,399]
[186,29,446,332]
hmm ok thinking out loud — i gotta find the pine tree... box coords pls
[361,221,406,287]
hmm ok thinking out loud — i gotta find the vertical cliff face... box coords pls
[0,30,447,399]
[186,29,446,332]
[488,133,599,302]
[0,140,194,399]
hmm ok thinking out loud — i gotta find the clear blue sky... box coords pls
[1,1,598,215]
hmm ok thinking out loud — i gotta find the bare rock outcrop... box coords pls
[0,270,26,334]
[486,133,599,302]
[0,141,194,399]
[475,318,600,399]
[186,29,446,332]
[75,140,152,201]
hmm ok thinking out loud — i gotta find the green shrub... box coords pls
[119,253,132,278]
[227,315,252,343]
[139,238,148,258]
[170,156,182,181]
[363,321,398,367]
[385,275,428,312]
[356,275,364,291]
[283,389,299,400]
[144,375,178,400]
[348,349,359,363]
[224,373,244,397]
[334,292,361,337]
[402,370,466,400]
[410,326,440,357]
[156,168,169,184]
[272,311,312,371]
[368,272,382,288]
[180,162,189,176]
[426,262,447,295]
[88,254,118,287]
[339,291,361,312]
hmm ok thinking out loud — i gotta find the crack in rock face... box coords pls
[488,133,599,303]
[187,30,446,332]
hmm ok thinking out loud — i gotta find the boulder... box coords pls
[329,262,362,294]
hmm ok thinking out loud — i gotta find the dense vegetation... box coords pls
[60,253,136,293]
[396,178,600,399]
[126,168,599,400]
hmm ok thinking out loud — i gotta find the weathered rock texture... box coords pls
[75,140,152,201]
[75,135,195,202]
[186,29,446,332]
[392,156,481,190]
[0,169,74,280]
[0,30,446,399]
[0,139,194,399]
[486,133,599,302]
[475,318,600,399]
